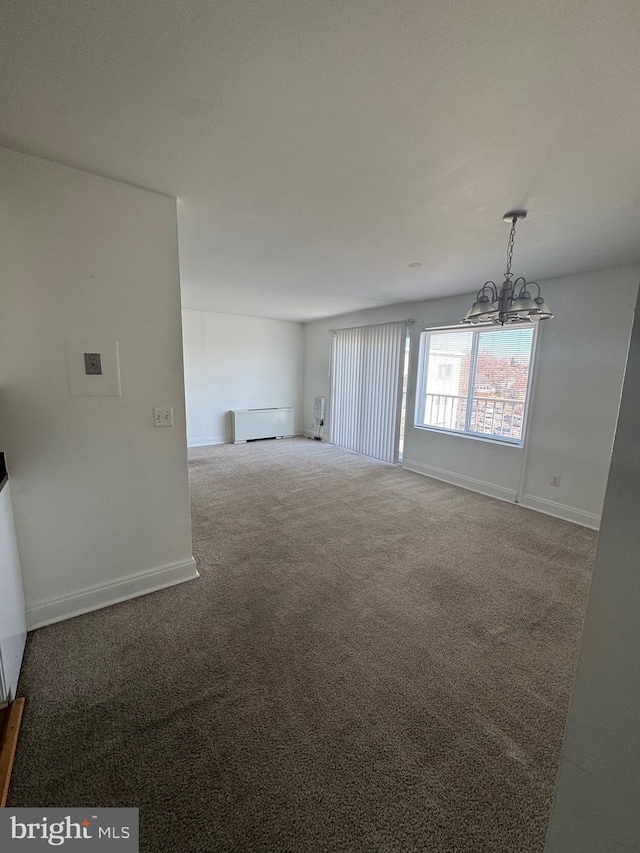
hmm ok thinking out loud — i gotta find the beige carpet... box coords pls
[9,438,595,851]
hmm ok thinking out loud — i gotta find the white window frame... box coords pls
[414,324,539,448]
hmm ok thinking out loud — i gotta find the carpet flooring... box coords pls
[9,438,596,851]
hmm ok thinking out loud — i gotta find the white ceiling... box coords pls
[2,1,640,322]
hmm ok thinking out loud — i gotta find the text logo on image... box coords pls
[0,808,138,850]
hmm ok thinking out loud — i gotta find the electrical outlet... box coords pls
[153,407,174,427]
[551,474,561,487]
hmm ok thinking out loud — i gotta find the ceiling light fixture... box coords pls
[408,262,423,267]
[462,211,553,326]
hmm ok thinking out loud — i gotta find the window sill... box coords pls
[412,424,524,449]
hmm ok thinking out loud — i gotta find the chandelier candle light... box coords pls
[462,211,553,326]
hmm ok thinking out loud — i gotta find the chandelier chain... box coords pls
[505,217,517,280]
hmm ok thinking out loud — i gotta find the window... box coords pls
[415,325,536,444]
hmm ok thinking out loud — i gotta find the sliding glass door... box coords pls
[330,322,407,463]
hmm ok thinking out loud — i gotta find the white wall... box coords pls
[303,265,640,528]
[545,281,640,851]
[0,148,197,630]
[182,309,304,446]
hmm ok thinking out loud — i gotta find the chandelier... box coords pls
[462,211,553,326]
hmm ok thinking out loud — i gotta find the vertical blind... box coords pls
[330,322,407,463]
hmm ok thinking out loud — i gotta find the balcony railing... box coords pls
[423,393,525,440]
[424,393,467,432]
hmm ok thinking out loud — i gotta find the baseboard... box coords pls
[402,458,518,503]
[518,494,600,530]
[26,557,200,631]
[187,436,230,448]
[401,458,600,529]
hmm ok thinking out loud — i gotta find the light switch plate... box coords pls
[153,407,174,427]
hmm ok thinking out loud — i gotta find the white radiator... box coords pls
[231,408,295,443]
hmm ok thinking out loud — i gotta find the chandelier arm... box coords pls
[480,281,499,302]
